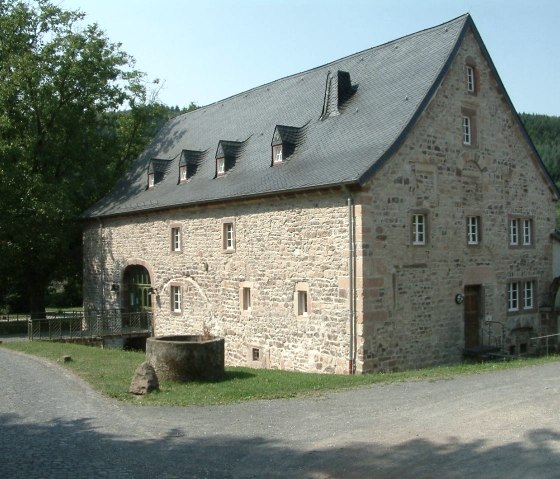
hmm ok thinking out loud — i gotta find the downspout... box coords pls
[96,217,105,311]
[347,196,357,374]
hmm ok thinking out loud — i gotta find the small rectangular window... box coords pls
[524,281,534,310]
[179,165,187,182]
[223,222,234,251]
[510,218,519,246]
[171,285,181,313]
[466,65,475,92]
[412,214,426,245]
[522,219,532,246]
[171,227,181,252]
[252,348,260,361]
[217,157,225,176]
[462,116,471,145]
[467,216,480,245]
[242,287,251,311]
[272,144,283,164]
[297,290,308,316]
[508,282,519,312]
[148,173,155,189]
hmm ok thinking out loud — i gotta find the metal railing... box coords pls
[28,310,152,341]
[529,333,560,356]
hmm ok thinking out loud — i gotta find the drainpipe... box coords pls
[347,196,357,374]
[96,217,105,311]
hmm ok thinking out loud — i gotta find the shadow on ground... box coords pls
[1,412,559,478]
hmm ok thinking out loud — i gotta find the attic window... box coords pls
[270,124,307,166]
[214,140,247,178]
[147,158,172,189]
[148,173,155,189]
[466,65,475,92]
[178,149,206,183]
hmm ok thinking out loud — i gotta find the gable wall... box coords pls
[357,29,556,372]
[84,190,353,373]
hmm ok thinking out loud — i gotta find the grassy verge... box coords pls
[2,341,559,406]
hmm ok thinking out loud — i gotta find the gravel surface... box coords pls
[1,345,560,478]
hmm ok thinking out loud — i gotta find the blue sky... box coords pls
[61,0,560,116]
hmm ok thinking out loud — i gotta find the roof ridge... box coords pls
[178,14,471,118]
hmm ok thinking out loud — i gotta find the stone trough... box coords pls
[146,335,225,381]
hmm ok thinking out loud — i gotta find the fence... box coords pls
[28,310,152,341]
[529,333,560,356]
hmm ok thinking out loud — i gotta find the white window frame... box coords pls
[148,173,155,189]
[466,65,475,92]
[462,116,471,145]
[523,281,534,310]
[467,216,479,245]
[216,157,225,176]
[171,227,181,252]
[272,144,283,164]
[508,282,519,312]
[171,285,181,313]
[522,219,532,246]
[510,218,519,246]
[223,222,235,252]
[179,165,187,182]
[412,213,426,245]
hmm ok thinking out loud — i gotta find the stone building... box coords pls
[83,14,558,373]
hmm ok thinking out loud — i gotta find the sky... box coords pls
[59,0,560,116]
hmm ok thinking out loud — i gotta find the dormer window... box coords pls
[178,149,206,184]
[147,158,171,189]
[214,140,246,178]
[272,144,283,164]
[179,165,187,182]
[216,157,225,176]
[148,173,155,189]
[270,124,307,166]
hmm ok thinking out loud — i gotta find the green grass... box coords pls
[2,340,560,406]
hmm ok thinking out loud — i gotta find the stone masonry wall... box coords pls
[357,29,557,372]
[84,190,353,373]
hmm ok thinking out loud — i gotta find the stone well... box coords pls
[146,335,225,381]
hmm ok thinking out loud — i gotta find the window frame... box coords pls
[272,144,283,165]
[179,165,187,183]
[466,65,475,93]
[170,226,182,252]
[507,279,537,314]
[466,215,481,245]
[216,157,225,176]
[170,284,182,314]
[509,216,534,248]
[461,107,477,147]
[411,212,428,246]
[222,219,236,253]
[240,283,252,313]
[462,115,471,145]
[295,282,310,317]
[148,172,155,189]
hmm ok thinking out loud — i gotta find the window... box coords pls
[462,116,471,145]
[466,65,475,93]
[412,213,426,245]
[216,157,225,176]
[272,144,283,164]
[148,173,155,189]
[508,280,536,313]
[297,291,308,316]
[179,165,187,182]
[509,217,533,247]
[467,216,480,245]
[223,221,235,252]
[171,285,181,313]
[242,287,251,311]
[171,227,181,252]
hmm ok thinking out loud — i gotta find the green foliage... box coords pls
[0,1,196,313]
[3,341,560,406]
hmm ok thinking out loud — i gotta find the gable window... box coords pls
[467,216,480,245]
[509,216,533,247]
[171,285,181,313]
[216,157,225,176]
[508,280,537,313]
[466,65,475,93]
[171,227,181,252]
[272,144,283,164]
[412,213,427,245]
[222,220,235,252]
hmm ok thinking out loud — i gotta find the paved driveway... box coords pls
[1,346,560,478]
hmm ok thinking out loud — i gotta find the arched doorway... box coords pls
[122,265,152,313]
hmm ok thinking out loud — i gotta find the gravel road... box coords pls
[1,345,560,478]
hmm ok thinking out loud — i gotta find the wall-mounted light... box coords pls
[111,283,120,293]
[455,293,464,305]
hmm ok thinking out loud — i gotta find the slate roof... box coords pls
[83,14,556,219]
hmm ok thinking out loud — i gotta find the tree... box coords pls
[0,0,148,315]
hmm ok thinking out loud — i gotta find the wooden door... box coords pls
[464,285,482,348]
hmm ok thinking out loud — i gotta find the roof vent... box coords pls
[320,70,357,120]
